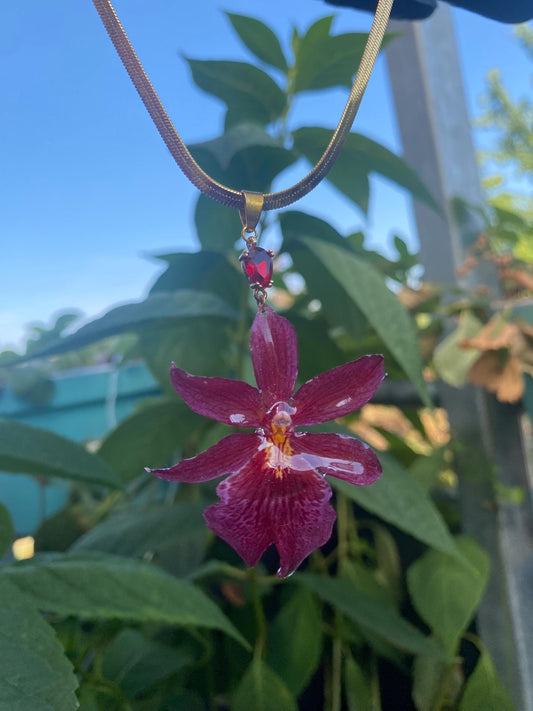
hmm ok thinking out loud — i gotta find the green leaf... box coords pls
[17,291,238,360]
[0,419,119,488]
[298,574,446,658]
[460,650,515,711]
[407,536,490,654]
[0,577,78,711]
[280,212,367,339]
[160,690,205,711]
[138,317,235,396]
[189,123,295,191]
[281,210,354,251]
[332,454,457,556]
[412,655,454,711]
[71,502,208,576]
[292,128,440,214]
[150,251,242,307]
[186,59,286,125]
[293,17,371,93]
[2,553,249,648]
[409,449,447,494]
[195,194,243,253]
[266,587,323,696]
[433,311,484,388]
[344,656,373,711]
[102,628,193,697]
[0,502,14,559]
[226,13,288,72]
[300,236,431,405]
[98,399,205,483]
[233,657,298,711]
[289,314,347,383]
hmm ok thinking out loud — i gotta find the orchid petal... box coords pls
[250,306,298,410]
[149,433,262,482]
[292,354,385,426]
[290,432,382,485]
[204,453,336,578]
[170,364,263,427]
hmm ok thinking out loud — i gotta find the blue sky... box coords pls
[0,1,530,349]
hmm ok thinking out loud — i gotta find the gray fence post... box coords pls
[386,7,533,709]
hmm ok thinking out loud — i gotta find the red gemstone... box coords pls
[239,246,273,288]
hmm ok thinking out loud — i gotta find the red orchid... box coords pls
[150,306,385,578]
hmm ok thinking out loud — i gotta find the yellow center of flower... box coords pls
[263,403,296,480]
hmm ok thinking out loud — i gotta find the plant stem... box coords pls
[330,492,351,711]
[331,636,343,711]
[249,569,267,658]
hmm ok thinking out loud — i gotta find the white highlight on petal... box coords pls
[229,413,246,424]
[335,397,352,408]
[289,452,364,477]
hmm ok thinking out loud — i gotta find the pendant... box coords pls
[238,190,274,309]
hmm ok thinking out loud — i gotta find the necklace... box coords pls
[91,0,393,305]
[91,0,392,577]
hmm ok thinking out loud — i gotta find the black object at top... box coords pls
[325,0,533,23]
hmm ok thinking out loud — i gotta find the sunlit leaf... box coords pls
[460,650,514,711]
[227,13,288,71]
[293,128,440,213]
[293,17,371,93]
[189,123,296,191]
[280,212,367,339]
[407,536,490,653]
[433,311,484,388]
[187,60,286,125]
[300,236,431,405]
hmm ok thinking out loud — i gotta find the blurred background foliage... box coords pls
[1,13,531,711]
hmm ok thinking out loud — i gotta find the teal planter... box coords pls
[0,362,159,534]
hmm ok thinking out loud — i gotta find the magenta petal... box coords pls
[292,354,385,426]
[250,306,298,410]
[170,364,263,427]
[290,432,382,485]
[204,454,336,578]
[149,433,262,482]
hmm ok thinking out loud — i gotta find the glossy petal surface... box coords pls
[290,432,382,485]
[204,453,336,578]
[149,433,262,482]
[250,306,298,410]
[292,354,385,426]
[171,365,262,427]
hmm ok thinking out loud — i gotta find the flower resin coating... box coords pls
[149,306,385,578]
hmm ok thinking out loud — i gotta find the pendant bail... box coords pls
[239,190,264,233]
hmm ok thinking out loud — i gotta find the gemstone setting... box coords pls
[239,246,274,288]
